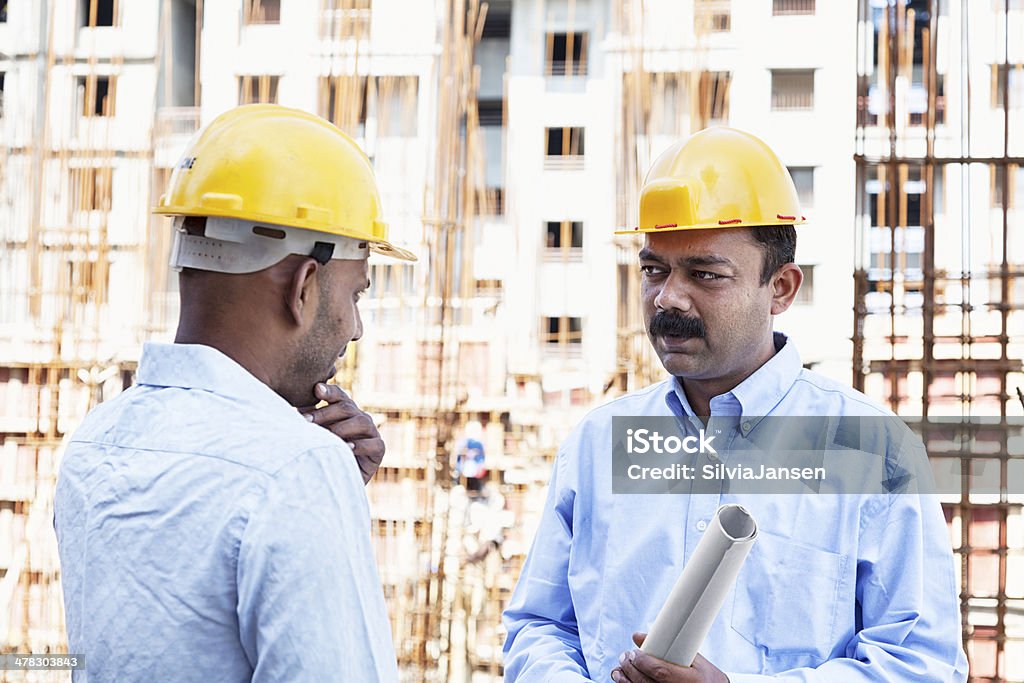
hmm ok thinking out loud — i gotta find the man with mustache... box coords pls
[503,128,967,682]
[54,105,414,681]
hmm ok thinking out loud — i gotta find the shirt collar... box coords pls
[664,332,802,420]
[136,342,298,416]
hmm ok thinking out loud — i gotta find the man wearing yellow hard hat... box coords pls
[503,128,967,682]
[54,105,412,680]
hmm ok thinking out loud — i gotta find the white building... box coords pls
[491,0,860,392]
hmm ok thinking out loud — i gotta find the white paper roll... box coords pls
[640,504,758,667]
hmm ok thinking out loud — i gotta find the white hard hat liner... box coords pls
[169,216,369,274]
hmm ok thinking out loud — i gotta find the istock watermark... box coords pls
[611,415,1024,495]
[625,428,717,455]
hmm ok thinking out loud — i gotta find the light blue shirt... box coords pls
[55,342,398,682]
[503,335,968,682]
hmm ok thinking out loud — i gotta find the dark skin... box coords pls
[175,247,385,484]
[625,228,802,680]
[640,228,802,417]
[611,634,729,683]
[299,382,385,484]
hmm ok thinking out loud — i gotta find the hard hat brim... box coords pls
[370,241,418,262]
[614,217,806,235]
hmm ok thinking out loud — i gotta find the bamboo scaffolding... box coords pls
[853,1,1024,678]
[611,0,717,393]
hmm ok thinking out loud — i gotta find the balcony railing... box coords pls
[320,7,371,39]
[544,156,584,171]
[546,60,587,78]
[773,0,815,15]
[772,89,814,110]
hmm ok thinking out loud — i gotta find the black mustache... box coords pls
[649,311,706,339]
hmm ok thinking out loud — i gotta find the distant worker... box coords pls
[455,420,488,494]
[503,128,968,682]
[55,105,415,681]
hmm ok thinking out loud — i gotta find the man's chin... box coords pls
[655,347,707,378]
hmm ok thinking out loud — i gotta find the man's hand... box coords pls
[299,383,385,485]
[611,633,729,683]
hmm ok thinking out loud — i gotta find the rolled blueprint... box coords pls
[640,504,758,667]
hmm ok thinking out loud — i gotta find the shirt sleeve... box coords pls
[235,446,398,682]
[728,490,968,683]
[502,449,593,682]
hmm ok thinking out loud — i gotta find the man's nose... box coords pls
[350,307,364,343]
[653,272,694,314]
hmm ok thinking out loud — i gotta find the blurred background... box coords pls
[0,0,1022,680]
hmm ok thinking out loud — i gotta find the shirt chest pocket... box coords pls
[730,533,846,663]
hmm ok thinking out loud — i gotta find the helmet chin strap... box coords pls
[169,216,369,274]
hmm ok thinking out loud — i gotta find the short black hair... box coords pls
[749,225,797,285]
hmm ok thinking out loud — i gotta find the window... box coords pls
[478,99,503,127]
[70,167,113,212]
[868,226,924,280]
[1,1,7,22]
[477,187,504,216]
[320,0,371,39]
[867,192,891,229]
[867,190,926,227]
[238,74,279,104]
[909,74,945,125]
[992,63,1024,110]
[244,0,280,25]
[80,0,115,27]
[698,71,730,122]
[773,0,814,14]
[541,316,583,353]
[695,0,730,32]
[320,75,368,134]
[479,99,504,212]
[481,5,510,38]
[545,32,587,77]
[992,164,1023,209]
[0,73,5,119]
[857,74,878,127]
[545,221,583,260]
[788,167,814,206]
[772,70,814,110]
[795,265,814,304]
[544,127,585,169]
[320,75,418,138]
[78,75,115,116]
[647,73,689,136]
[376,75,418,137]
[932,166,945,215]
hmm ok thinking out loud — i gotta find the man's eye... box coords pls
[693,271,722,280]
[640,265,666,276]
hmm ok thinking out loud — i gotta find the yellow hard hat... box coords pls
[155,104,416,261]
[617,127,806,235]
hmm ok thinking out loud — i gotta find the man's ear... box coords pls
[285,259,320,328]
[769,263,804,316]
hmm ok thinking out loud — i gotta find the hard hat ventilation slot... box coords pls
[310,241,336,265]
[718,219,742,225]
[654,223,678,230]
[776,214,796,221]
[252,226,287,240]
